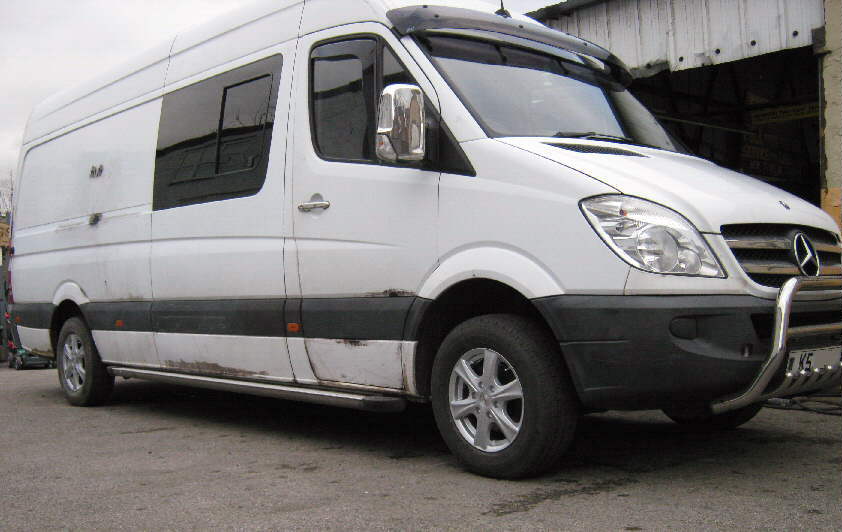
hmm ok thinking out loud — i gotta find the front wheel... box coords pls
[431,314,579,479]
[57,317,114,406]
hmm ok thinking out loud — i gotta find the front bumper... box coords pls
[532,279,841,411]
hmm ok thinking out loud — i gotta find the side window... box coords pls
[154,55,283,211]
[310,39,416,164]
[310,39,377,161]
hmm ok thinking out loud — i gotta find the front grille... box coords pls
[722,224,842,287]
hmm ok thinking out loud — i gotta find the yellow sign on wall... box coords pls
[0,223,10,247]
[748,103,819,126]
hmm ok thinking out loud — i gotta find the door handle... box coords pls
[298,201,331,212]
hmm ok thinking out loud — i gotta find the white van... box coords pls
[11,0,842,478]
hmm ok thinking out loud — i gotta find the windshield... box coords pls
[419,35,684,153]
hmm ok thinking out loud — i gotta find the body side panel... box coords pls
[95,331,159,367]
[304,338,405,389]
[13,100,160,309]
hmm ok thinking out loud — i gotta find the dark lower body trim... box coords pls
[532,294,842,410]
[12,296,430,341]
[11,303,53,330]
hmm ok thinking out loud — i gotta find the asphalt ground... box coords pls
[1,365,840,531]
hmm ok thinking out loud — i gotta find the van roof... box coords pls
[22,0,544,145]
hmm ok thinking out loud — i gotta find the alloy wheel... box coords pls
[61,333,86,392]
[448,348,524,452]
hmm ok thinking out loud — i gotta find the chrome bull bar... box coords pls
[711,277,842,414]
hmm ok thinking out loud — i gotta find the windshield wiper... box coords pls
[551,131,660,149]
[551,131,637,143]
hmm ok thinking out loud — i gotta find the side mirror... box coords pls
[376,84,425,163]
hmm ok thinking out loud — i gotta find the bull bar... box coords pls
[711,276,842,414]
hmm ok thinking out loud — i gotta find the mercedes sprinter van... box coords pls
[11,0,842,478]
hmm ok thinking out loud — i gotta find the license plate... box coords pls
[786,346,842,374]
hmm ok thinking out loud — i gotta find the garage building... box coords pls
[530,0,842,226]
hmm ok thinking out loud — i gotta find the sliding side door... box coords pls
[149,42,295,382]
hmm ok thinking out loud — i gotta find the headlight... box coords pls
[580,195,724,277]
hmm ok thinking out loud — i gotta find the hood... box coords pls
[500,137,840,235]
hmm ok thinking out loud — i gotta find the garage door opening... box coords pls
[630,47,821,206]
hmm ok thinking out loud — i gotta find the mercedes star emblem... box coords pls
[792,233,821,277]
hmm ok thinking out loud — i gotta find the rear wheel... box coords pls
[662,402,763,430]
[431,314,578,479]
[57,317,113,406]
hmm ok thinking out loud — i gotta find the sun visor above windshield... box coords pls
[386,5,632,87]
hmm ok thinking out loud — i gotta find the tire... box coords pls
[662,402,763,430]
[431,314,579,479]
[56,317,114,406]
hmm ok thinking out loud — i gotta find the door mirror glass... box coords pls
[376,84,425,163]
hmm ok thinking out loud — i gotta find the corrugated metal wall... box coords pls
[545,0,825,77]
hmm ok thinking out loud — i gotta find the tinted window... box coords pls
[154,55,283,210]
[311,39,376,161]
[309,40,420,163]
[218,76,273,174]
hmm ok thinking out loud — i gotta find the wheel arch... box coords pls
[416,246,564,301]
[51,282,90,308]
[49,300,86,356]
[410,277,564,399]
[49,282,90,354]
